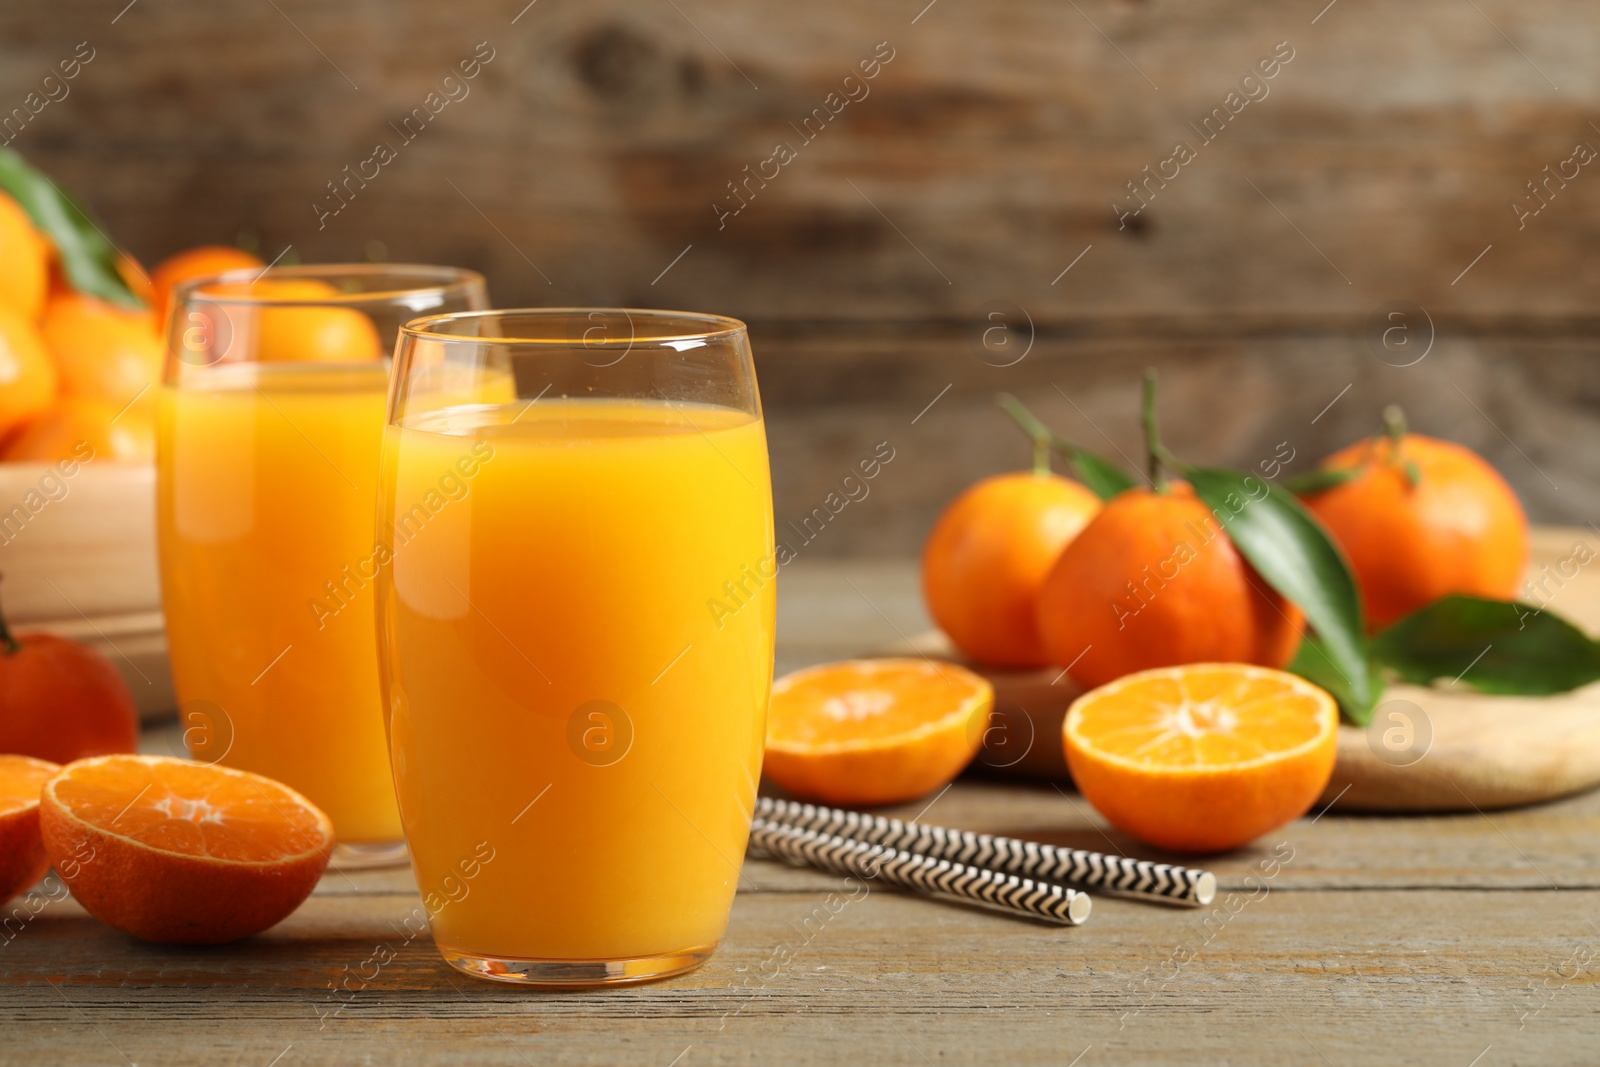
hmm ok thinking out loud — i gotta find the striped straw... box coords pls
[749,817,1091,926]
[755,796,1215,907]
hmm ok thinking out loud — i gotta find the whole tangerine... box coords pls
[116,254,155,306]
[41,293,164,406]
[0,591,139,764]
[0,193,48,322]
[4,395,154,464]
[150,245,263,319]
[0,309,58,442]
[256,302,382,363]
[1300,415,1529,629]
[1036,483,1303,690]
[193,277,381,363]
[923,471,1101,668]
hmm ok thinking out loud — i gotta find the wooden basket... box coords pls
[0,460,171,719]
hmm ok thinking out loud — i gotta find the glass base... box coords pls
[440,940,718,987]
[330,840,410,870]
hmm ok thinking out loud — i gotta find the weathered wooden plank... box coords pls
[4,886,1595,1065]
[2,0,1598,321]
[759,330,1600,550]
[6,2,1599,545]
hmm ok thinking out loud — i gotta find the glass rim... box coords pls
[399,307,748,347]
[171,263,487,308]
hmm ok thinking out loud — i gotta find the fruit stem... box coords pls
[0,575,18,656]
[997,394,1053,476]
[1142,369,1169,491]
[1383,404,1407,447]
[1382,405,1420,488]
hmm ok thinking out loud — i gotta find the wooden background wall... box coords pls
[2,0,1596,554]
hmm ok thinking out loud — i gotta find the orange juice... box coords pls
[376,399,775,962]
[156,363,401,843]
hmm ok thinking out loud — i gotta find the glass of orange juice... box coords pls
[375,309,775,985]
[156,265,487,868]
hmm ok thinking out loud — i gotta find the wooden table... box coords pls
[6,560,1598,1065]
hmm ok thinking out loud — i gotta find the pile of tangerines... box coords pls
[0,188,264,464]
[765,387,1528,854]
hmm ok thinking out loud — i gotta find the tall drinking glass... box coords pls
[157,265,487,868]
[376,309,775,985]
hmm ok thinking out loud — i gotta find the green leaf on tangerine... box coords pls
[1184,466,1371,719]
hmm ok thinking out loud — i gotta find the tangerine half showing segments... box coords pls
[764,658,993,807]
[1064,664,1338,854]
[0,755,61,905]
[40,755,333,944]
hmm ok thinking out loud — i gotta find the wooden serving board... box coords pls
[903,527,1600,813]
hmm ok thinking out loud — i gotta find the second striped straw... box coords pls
[756,795,1216,907]
[749,817,1091,926]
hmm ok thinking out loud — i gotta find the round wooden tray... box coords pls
[902,527,1600,813]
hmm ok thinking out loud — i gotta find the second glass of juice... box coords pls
[375,309,775,985]
[157,265,487,867]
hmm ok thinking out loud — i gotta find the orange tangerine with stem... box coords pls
[922,396,1101,669]
[1299,407,1528,630]
[1037,374,1301,688]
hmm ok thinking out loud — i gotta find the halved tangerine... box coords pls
[764,658,993,807]
[1064,664,1338,853]
[40,754,334,944]
[0,755,61,904]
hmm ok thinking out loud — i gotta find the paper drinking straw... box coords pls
[755,796,1215,907]
[748,817,1091,926]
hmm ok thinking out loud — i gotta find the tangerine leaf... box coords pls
[1283,466,1361,495]
[1184,466,1371,719]
[0,147,141,309]
[1372,595,1600,695]
[1062,446,1138,501]
[1287,633,1382,726]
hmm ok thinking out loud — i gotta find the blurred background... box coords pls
[2,0,1596,558]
